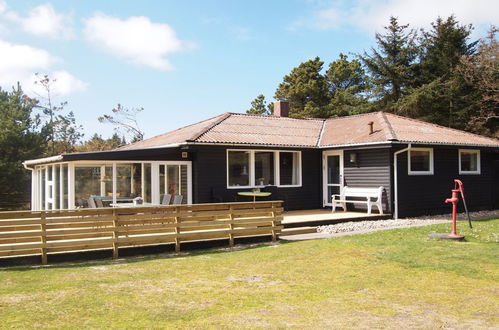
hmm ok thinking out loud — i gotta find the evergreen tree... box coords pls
[274,57,330,118]
[400,16,478,128]
[0,84,45,209]
[77,133,124,152]
[325,53,370,116]
[458,26,498,137]
[246,94,272,115]
[359,16,418,112]
[53,111,84,154]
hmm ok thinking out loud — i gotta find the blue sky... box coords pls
[0,0,496,140]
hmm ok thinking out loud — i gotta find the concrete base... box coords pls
[428,233,465,241]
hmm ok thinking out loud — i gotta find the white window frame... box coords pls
[408,148,434,175]
[459,149,481,175]
[33,160,192,210]
[226,149,302,189]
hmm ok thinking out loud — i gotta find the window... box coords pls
[227,150,301,188]
[254,152,275,186]
[459,149,480,174]
[228,151,250,187]
[280,152,300,185]
[408,148,433,175]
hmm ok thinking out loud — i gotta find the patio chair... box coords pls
[94,197,104,208]
[172,195,183,205]
[87,197,97,208]
[161,194,172,205]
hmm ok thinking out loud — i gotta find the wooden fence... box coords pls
[0,201,283,264]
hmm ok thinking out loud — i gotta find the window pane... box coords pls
[461,152,477,172]
[116,165,132,198]
[280,152,299,185]
[167,165,180,195]
[410,151,430,172]
[327,155,340,184]
[53,165,59,209]
[131,164,142,198]
[62,164,68,209]
[41,168,45,210]
[75,167,101,205]
[180,165,188,204]
[255,152,274,186]
[143,163,152,203]
[228,151,250,186]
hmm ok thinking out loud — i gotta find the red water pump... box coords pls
[444,179,472,238]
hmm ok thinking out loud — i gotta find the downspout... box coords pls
[22,162,36,211]
[393,143,411,219]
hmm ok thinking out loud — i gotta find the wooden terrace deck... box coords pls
[282,209,391,230]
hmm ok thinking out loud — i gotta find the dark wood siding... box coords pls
[191,146,322,210]
[396,146,498,217]
[343,148,392,213]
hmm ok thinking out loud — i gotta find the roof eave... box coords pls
[23,155,64,168]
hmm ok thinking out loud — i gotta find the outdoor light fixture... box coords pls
[349,152,358,164]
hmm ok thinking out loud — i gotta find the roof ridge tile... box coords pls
[189,112,231,141]
[378,111,397,141]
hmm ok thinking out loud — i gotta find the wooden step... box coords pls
[280,226,317,236]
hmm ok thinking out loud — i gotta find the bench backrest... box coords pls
[341,186,384,199]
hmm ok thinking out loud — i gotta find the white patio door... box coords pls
[322,151,344,207]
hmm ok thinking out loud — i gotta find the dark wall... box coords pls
[343,148,392,213]
[191,146,322,210]
[395,146,498,217]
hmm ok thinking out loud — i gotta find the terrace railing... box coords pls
[0,201,283,265]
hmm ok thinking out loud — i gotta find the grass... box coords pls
[0,220,498,329]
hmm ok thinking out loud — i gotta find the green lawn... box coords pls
[1,220,498,329]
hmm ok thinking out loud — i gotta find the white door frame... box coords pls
[322,150,344,207]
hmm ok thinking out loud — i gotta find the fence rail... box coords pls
[0,201,283,264]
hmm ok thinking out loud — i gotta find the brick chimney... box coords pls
[273,100,289,117]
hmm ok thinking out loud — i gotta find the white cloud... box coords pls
[0,39,86,96]
[2,2,74,39]
[83,13,195,71]
[303,0,498,33]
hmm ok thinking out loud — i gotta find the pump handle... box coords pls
[454,179,472,229]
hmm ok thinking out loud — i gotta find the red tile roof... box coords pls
[118,111,499,150]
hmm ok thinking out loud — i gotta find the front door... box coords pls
[323,151,343,207]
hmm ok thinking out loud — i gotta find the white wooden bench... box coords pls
[332,186,384,215]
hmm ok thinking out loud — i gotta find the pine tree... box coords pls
[246,94,272,115]
[274,57,330,118]
[359,16,418,112]
[325,53,370,116]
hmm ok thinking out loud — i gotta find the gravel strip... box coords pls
[317,210,498,236]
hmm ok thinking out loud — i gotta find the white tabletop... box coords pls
[110,202,155,207]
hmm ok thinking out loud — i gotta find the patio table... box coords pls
[110,202,155,207]
[237,191,271,203]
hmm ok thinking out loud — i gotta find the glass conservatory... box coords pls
[27,160,192,210]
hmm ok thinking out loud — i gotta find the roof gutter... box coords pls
[393,143,412,219]
[23,155,64,169]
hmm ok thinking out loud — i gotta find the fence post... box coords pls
[40,211,47,265]
[271,202,277,242]
[112,209,119,259]
[174,207,181,253]
[228,205,234,247]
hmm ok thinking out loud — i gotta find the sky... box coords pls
[0,0,497,140]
